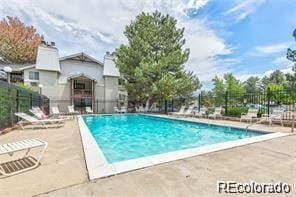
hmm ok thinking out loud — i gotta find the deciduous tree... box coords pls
[0,16,43,63]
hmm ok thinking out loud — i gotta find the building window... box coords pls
[29,72,39,80]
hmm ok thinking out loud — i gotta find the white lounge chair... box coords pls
[149,103,159,113]
[68,105,79,115]
[120,106,127,113]
[139,106,145,112]
[171,106,186,115]
[51,106,63,117]
[114,107,121,113]
[180,105,195,117]
[195,107,207,118]
[85,106,93,114]
[0,138,47,177]
[30,107,49,119]
[15,113,64,129]
[261,109,284,126]
[240,108,258,123]
[208,107,222,120]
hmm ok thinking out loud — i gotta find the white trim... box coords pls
[67,73,97,82]
[78,114,290,180]
[60,52,103,66]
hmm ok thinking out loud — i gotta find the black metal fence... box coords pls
[199,89,296,120]
[48,97,190,114]
[0,80,50,130]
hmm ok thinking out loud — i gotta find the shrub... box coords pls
[225,107,266,117]
[226,107,248,117]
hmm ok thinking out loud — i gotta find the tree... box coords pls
[116,11,201,105]
[286,28,296,92]
[243,76,260,92]
[0,16,43,63]
[261,70,286,90]
[285,66,296,92]
[212,76,225,106]
[224,73,245,94]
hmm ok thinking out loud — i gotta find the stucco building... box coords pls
[0,42,125,113]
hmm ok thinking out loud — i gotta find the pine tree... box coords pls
[116,11,200,104]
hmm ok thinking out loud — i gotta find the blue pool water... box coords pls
[83,114,264,163]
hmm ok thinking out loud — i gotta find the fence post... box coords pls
[39,95,42,108]
[96,99,99,113]
[198,93,201,112]
[164,100,168,114]
[225,91,228,115]
[292,114,295,133]
[171,99,174,112]
[30,93,33,109]
[267,87,271,115]
[8,84,13,126]
[16,89,19,113]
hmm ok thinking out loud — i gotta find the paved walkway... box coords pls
[0,120,88,197]
[40,134,296,197]
[0,117,295,196]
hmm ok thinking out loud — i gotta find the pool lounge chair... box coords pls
[114,107,120,113]
[195,107,207,118]
[30,107,49,119]
[149,103,159,113]
[208,107,222,120]
[240,108,258,123]
[68,105,80,116]
[120,106,127,113]
[180,105,195,117]
[0,138,47,177]
[51,106,64,117]
[171,106,186,116]
[15,112,64,129]
[85,106,93,114]
[260,109,284,126]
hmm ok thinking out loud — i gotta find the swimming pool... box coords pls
[83,114,264,163]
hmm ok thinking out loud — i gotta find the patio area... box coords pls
[0,117,295,196]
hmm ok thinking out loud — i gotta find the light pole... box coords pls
[3,66,12,83]
[38,84,43,95]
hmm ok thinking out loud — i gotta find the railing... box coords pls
[0,80,49,130]
[199,89,296,120]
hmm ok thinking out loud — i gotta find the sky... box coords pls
[0,0,295,89]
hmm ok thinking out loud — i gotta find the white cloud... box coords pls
[225,0,266,22]
[255,42,290,54]
[243,42,292,57]
[235,62,294,82]
[0,0,232,84]
[272,56,290,65]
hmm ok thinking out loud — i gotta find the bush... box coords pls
[226,107,248,117]
[226,107,266,117]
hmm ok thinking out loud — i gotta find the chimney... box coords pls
[51,42,56,47]
[40,40,47,46]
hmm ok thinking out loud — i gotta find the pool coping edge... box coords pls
[78,114,290,180]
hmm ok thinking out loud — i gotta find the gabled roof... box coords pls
[0,63,34,72]
[67,72,97,82]
[60,52,103,66]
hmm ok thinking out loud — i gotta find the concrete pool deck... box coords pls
[0,116,295,196]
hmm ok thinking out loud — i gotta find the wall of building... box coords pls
[59,60,104,84]
[104,76,119,113]
[23,58,122,114]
